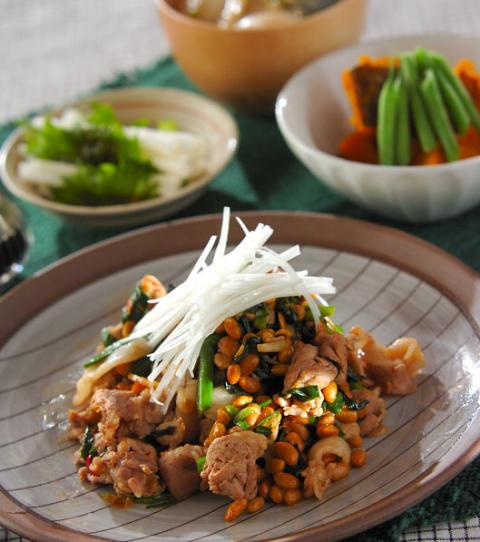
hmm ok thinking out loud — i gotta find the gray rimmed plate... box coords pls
[0,212,479,542]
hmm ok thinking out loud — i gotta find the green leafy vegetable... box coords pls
[24,102,160,206]
[80,426,97,460]
[253,304,269,330]
[88,102,122,128]
[349,380,364,391]
[235,335,261,363]
[238,316,252,334]
[324,391,345,414]
[122,285,152,324]
[253,425,272,436]
[132,118,151,127]
[277,297,299,324]
[343,394,369,411]
[83,337,132,368]
[50,159,158,206]
[101,326,117,347]
[347,368,365,390]
[287,385,321,402]
[130,356,153,377]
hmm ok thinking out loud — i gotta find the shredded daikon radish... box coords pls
[77,208,336,410]
[118,208,335,411]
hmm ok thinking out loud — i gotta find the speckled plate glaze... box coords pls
[0,212,479,542]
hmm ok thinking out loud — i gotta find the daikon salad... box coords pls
[18,103,207,206]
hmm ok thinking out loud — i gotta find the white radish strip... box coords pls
[187,235,217,280]
[75,208,336,411]
[18,158,78,187]
[213,207,230,264]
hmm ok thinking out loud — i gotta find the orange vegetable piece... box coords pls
[339,131,378,164]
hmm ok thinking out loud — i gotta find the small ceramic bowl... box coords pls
[155,0,367,113]
[0,87,238,228]
[276,34,480,223]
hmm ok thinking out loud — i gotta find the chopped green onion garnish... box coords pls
[225,404,240,417]
[83,337,132,367]
[236,420,250,430]
[196,456,206,472]
[197,334,220,413]
[320,305,335,317]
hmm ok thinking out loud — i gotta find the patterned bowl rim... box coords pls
[0,211,479,542]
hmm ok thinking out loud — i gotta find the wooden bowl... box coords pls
[155,0,367,113]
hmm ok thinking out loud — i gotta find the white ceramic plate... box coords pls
[0,212,479,542]
[0,88,238,227]
[276,35,480,222]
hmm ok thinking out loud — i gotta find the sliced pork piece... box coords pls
[352,389,386,437]
[347,327,424,395]
[201,431,268,500]
[175,377,201,443]
[90,388,165,447]
[283,342,337,393]
[158,444,204,499]
[301,460,330,499]
[153,416,186,449]
[365,357,416,395]
[314,329,349,385]
[80,437,162,498]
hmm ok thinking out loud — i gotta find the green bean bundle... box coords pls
[376,47,480,165]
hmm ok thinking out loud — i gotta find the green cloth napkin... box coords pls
[0,56,479,542]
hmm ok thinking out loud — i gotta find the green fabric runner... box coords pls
[0,56,479,541]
